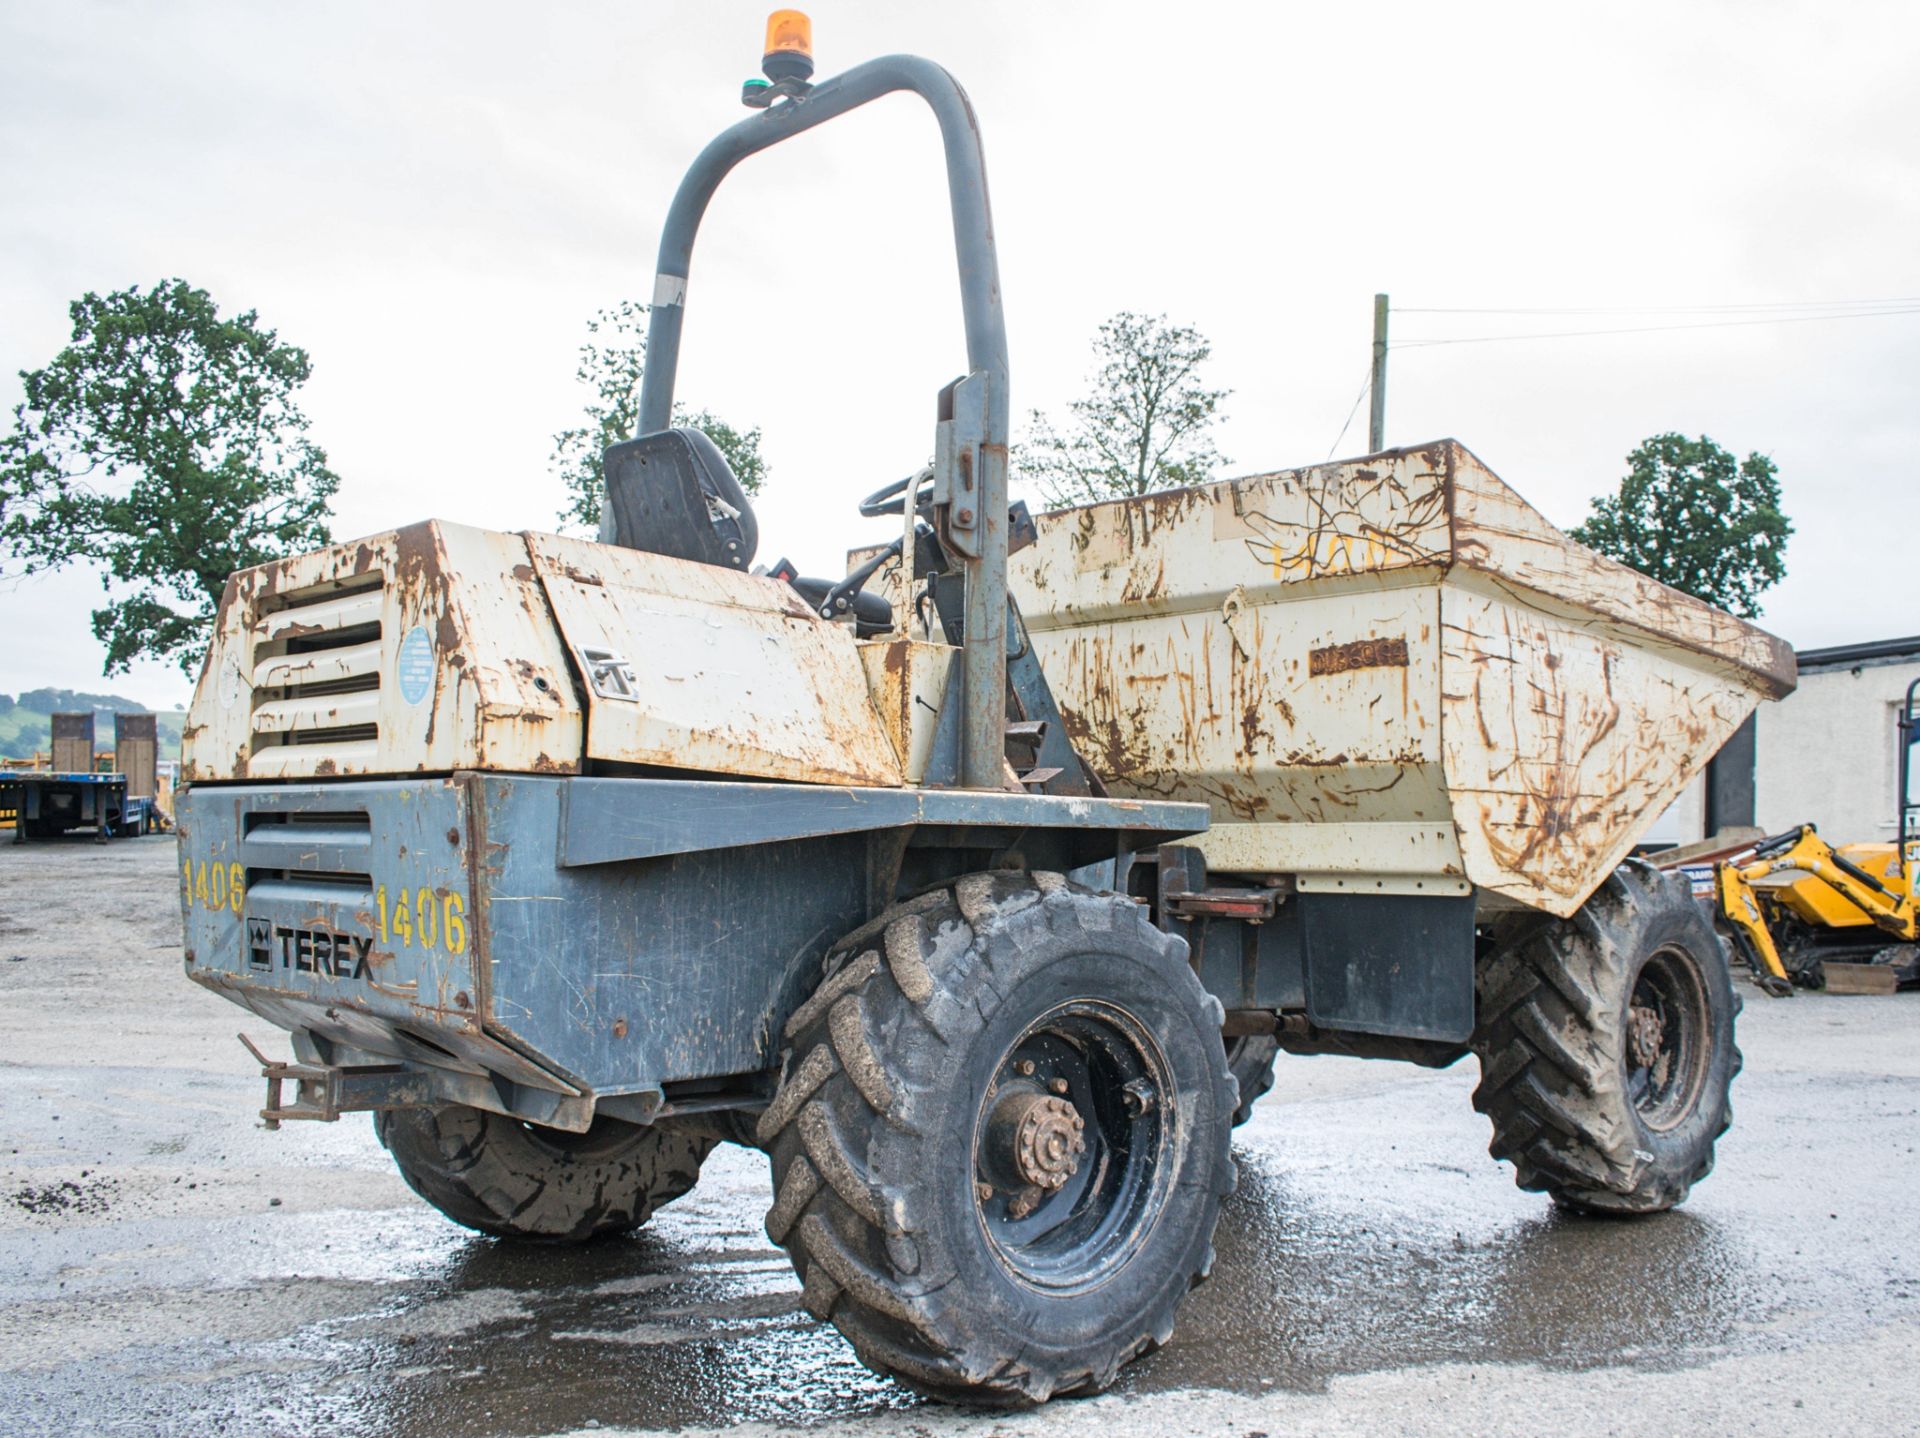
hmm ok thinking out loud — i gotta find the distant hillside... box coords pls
[0,689,186,764]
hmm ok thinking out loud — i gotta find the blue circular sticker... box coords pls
[396,625,435,706]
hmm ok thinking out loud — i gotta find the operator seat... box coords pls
[602,427,758,571]
[603,425,894,636]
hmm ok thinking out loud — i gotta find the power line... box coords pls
[1325,363,1374,459]
[1394,305,1920,349]
[1398,296,1920,316]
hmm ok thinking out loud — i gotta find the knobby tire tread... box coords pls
[1470,864,1740,1214]
[376,1105,714,1243]
[759,872,1236,1405]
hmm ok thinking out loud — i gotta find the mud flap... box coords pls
[1302,891,1478,1042]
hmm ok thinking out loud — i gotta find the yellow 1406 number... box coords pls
[182,859,467,956]
[184,859,245,914]
[375,885,468,955]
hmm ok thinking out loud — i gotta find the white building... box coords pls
[1652,636,1920,847]
[1757,637,1920,842]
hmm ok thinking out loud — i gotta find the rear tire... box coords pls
[759,872,1237,1406]
[1224,1034,1278,1126]
[1471,863,1740,1215]
[376,1105,714,1242]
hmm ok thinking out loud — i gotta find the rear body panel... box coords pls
[179,776,1207,1127]
[174,778,581,1111]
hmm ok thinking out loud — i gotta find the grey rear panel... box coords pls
[180,775,1207,1120]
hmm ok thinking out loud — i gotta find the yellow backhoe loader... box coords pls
[1715,678,1920,996]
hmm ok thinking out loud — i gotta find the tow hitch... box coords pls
[237,1033,434,1129]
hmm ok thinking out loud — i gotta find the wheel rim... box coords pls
[1625,944,1711,1131]
[971,999,1173,1293]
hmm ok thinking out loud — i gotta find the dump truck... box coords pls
[175,22,1797,1407]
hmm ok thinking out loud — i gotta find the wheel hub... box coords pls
[992,1089,1086,1191]
[1628,1002,1666,1070]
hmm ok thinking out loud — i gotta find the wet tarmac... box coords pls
[2,840,1918,1436]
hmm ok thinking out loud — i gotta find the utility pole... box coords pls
[1368,292,1389,452]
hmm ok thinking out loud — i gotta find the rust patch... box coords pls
[1309,637,1410,677]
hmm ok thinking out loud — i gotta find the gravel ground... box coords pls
[1,837,1917,1437]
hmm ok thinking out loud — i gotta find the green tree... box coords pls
[1571,433,1791,617]
[553,301,766,533]
[1018,311,1229,509]
[0,279,339,675]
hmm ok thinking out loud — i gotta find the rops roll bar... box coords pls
[616,55,1010,792]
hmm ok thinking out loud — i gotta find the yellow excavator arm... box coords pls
[1715,824,1918,997]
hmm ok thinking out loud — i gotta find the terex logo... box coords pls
[246,917,273,971]
[246,919,373,980]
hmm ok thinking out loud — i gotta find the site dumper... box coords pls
[177,23,1796,1407]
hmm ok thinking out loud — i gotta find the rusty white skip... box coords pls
[1008,439,1796,917]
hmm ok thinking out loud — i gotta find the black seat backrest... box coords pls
[601,427,758,571]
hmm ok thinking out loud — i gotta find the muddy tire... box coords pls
[376,1105,715,1242]
[1224,1034,1278,1126]
[1472,863,1741,1215]
[758,872,1238,1406]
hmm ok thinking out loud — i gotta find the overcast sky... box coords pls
[2,0,1915,711]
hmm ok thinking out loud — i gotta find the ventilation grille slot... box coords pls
[249,574,386,772]
[244,870,376,906]
[242,811,373,896]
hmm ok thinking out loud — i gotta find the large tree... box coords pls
[1018,311,1229,510]
[553,300,766,533]
[1571,433,1791,617]
[0,279,339,675]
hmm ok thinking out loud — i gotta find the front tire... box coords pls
[1471,863,1740,1215]
[376,1105,715,1242]
[758,872,1237,1405]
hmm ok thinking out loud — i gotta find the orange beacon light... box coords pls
[762,11,814,83]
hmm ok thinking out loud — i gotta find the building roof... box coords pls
[1796,635,1920,672]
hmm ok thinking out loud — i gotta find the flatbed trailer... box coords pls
[2,770,155,841]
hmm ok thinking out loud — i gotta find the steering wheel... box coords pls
[858,465,936,519]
